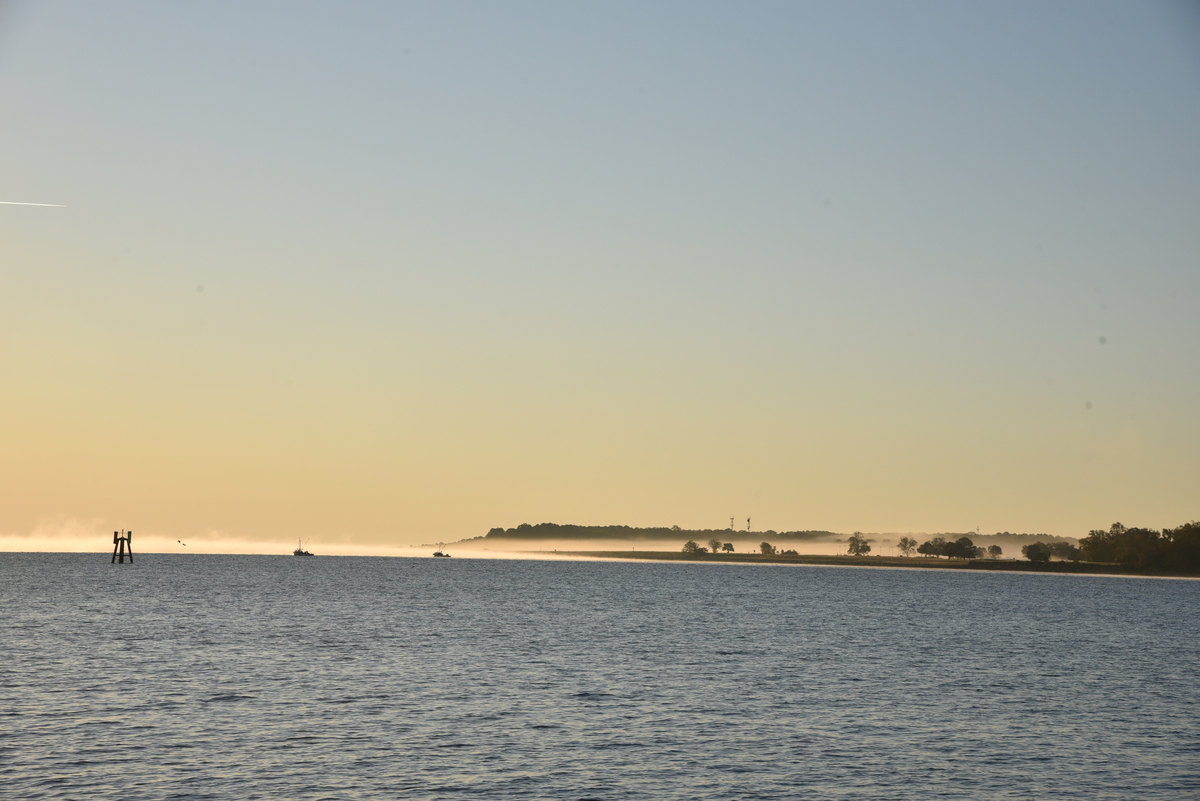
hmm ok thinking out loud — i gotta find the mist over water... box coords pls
[4,553,1197,800]
[443,536,849,557]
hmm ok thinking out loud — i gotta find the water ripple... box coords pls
[2,553,1197,800]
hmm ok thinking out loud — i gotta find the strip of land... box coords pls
[552,550,1194,577]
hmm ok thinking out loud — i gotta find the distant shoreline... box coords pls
[550,550,1196,577]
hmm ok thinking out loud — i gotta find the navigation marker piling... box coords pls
[111,530,133,564]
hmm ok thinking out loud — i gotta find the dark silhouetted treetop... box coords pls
[917,537,948,557]
[942,537,980,559]
[1022,542,1052,562]
[1079,521,1200,572]
[846,533,871,556]
[1047,542,1082,561]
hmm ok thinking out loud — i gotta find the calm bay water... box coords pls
[2,553,1197,800]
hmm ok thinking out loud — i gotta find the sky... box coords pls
[2,1,1198,554]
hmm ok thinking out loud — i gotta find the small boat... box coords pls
[432,542,451,557]
[293,538,313,556]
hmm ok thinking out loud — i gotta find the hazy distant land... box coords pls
[550,551,1188,577]
[442,523,1078,556]
[434,521,1198,576]
[481,523,840,542]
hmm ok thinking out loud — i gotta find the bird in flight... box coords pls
[178,540,187,546]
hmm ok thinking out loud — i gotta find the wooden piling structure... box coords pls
[111,530,133,564]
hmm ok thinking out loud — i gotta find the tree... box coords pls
[760,542,777,556]
[708,538,723,555]
[918,537,947,558]
[722,542,734,552]
[846,532,871,556]
[1164,521,1200,573]
[987,544,1002,559]
[1048,542,1081,561]
[897,537,918,557]
[1079,520,1200,572]
[942,537,977,559]
[682,540,702,555]
[1080,522,1125,563]
[1022,542,1051,562]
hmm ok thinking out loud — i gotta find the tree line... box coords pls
[490,523,837,540]
[678,520,1199,574]
[1075,521,1199,572]
[681,540,799,556]
[908,536,999,559]
[682,538,735,554]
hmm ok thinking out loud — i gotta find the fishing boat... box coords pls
[432,542,451,557]
[293,539,313,556]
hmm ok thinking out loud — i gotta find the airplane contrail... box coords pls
[0,201,66,206]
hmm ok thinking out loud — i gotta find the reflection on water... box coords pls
[2,553,1197,800]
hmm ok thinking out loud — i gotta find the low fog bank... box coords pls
[856,532,1080,558]
[0,518,1086,561]
[480,523,838,542]
[0,526,413,557]
[438,528,1083,561]
[438,536,849,557]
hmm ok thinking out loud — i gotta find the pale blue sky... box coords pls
[2,2,1198,549]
